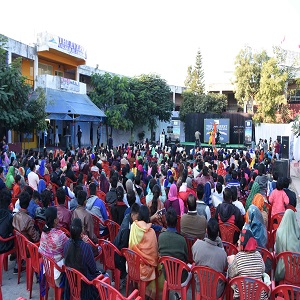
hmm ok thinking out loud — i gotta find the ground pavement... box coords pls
[2,161,300,300]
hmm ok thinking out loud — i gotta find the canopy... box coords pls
[47,113,73,121]
[74,115,103,122]
[32,88,106,117]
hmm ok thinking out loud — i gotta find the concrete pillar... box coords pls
[244,101,247,113]
[7,50,12,64]
[33,54,38,90]
[7,130,12,143]
[76,67,79,82]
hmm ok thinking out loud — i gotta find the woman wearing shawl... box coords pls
[164,183,185,216]
[251,193,268,227]
[38,179,47,194]
[274,209,300,282]
[99,173,109,194]
[228,229,266,299]
[245,181,260,211]
[129,205,162,299]
[244,205,267,248]
[5,166,15,189]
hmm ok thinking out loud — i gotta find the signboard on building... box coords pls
[244,120,252,144]
[204,119,230,143]
[60,77,80,93]
[37,32,87,60]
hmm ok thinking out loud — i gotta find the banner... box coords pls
[204,119,230,143]
[244,120,252,144]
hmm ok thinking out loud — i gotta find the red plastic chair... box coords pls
[275,252,300,286]
[91,214,108,240]
[271,284,300,299]
[222,241,238,256]
[184,236,197,264]
[159,256,191,300]
[267,229,277,252]
[41,255,65,300]
[11,197,18,208]
[34,219,46,233]
[51,182,60,196]
[96,190,106,201]
[65,267,103,300]
[122,248,158,300]
[99,239,122,290]
[191,265,227,300]
[0,235,15,286]
[93,277,142,300]
[104,219,120,242]
[65,177,76,188]
[140,196,146,205]
[43,174,50,185]
[219,222,240,244]
[286,204,297,212]
[85,237,102,263]
[26,241,42,299]
[14,230,30,288]
[256,246,275,279]
[228,276,270,300]
[210,206,216,219]
[269,212,284,231]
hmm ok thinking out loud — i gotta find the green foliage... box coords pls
[0,35,46,132]
[179,91,227,122]
[291,114,300,137]
[90,73,173,133]
[234,46,269,106]
[254,58,288,123]
[184,49,205,94]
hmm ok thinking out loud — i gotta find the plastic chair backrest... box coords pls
[51,182,59,195]
[159,256,191,290]
[219,222,240,244]
[43,174,50,185]
[42,255,64,289]
[93,277,141,300]
[121,248,148,282]
[100,240,122,271]
[270,212,284,231]
[286,204,297,212]
[191,265,227,299]
[271,284,300,300]
[104,219,120,242]
[140,196,146,205]
[35,219,46,233]
[91,214,104,239]
[256,247,274,278]
[222,241,239,256]
[276,252,300,286]
[229,276,270,300]
[96,190,106,202]
[65,267,97,300]
[14,230,29,261]
[26,241,40,273]
[184,236,197,264]
[210,206,216,219]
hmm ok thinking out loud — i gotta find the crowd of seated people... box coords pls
[0,139,298,299]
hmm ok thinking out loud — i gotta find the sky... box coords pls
[1,0,300,87]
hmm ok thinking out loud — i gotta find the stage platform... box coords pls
[181,142,248,151]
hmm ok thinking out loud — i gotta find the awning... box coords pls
[32,88,106,117]
[74,115,102,122]
[47,113,73,121]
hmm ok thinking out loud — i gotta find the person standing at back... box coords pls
[77,125,82,148]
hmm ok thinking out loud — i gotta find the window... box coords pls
[38,63,53,75]
[55,70,64,77]
[289,89,300,102]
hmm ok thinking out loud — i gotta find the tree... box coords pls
[129,74,173,135]
[234,47,269,107]
[184,49,205,94]
[89,73,134,138]
[255,58,289,123]
[179,91,197,122]
[0,35,47,134]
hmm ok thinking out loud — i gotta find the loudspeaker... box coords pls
[273,159,290,178]
[281,136,289,159]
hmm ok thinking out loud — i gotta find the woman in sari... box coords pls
[245,181,260,211]
[274,209,300,282]
[244,204,267,248]
[5,166,15,189]
[129,205,162,299]
[164,183,185,216]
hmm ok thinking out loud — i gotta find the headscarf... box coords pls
[217,161,227,177]
[99,173,109,194]
[240,229,257,251]
[245,193,264,223]
[38,179,47,194]
[60,158,67,169]
[167,183,184,216]
[244,205,267,248]
[19,167,25,177]
[39,159,45,177]
[125,179,133,193]
[245,181,260,211]
[275,209,300,281]
[5,166,15,189]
